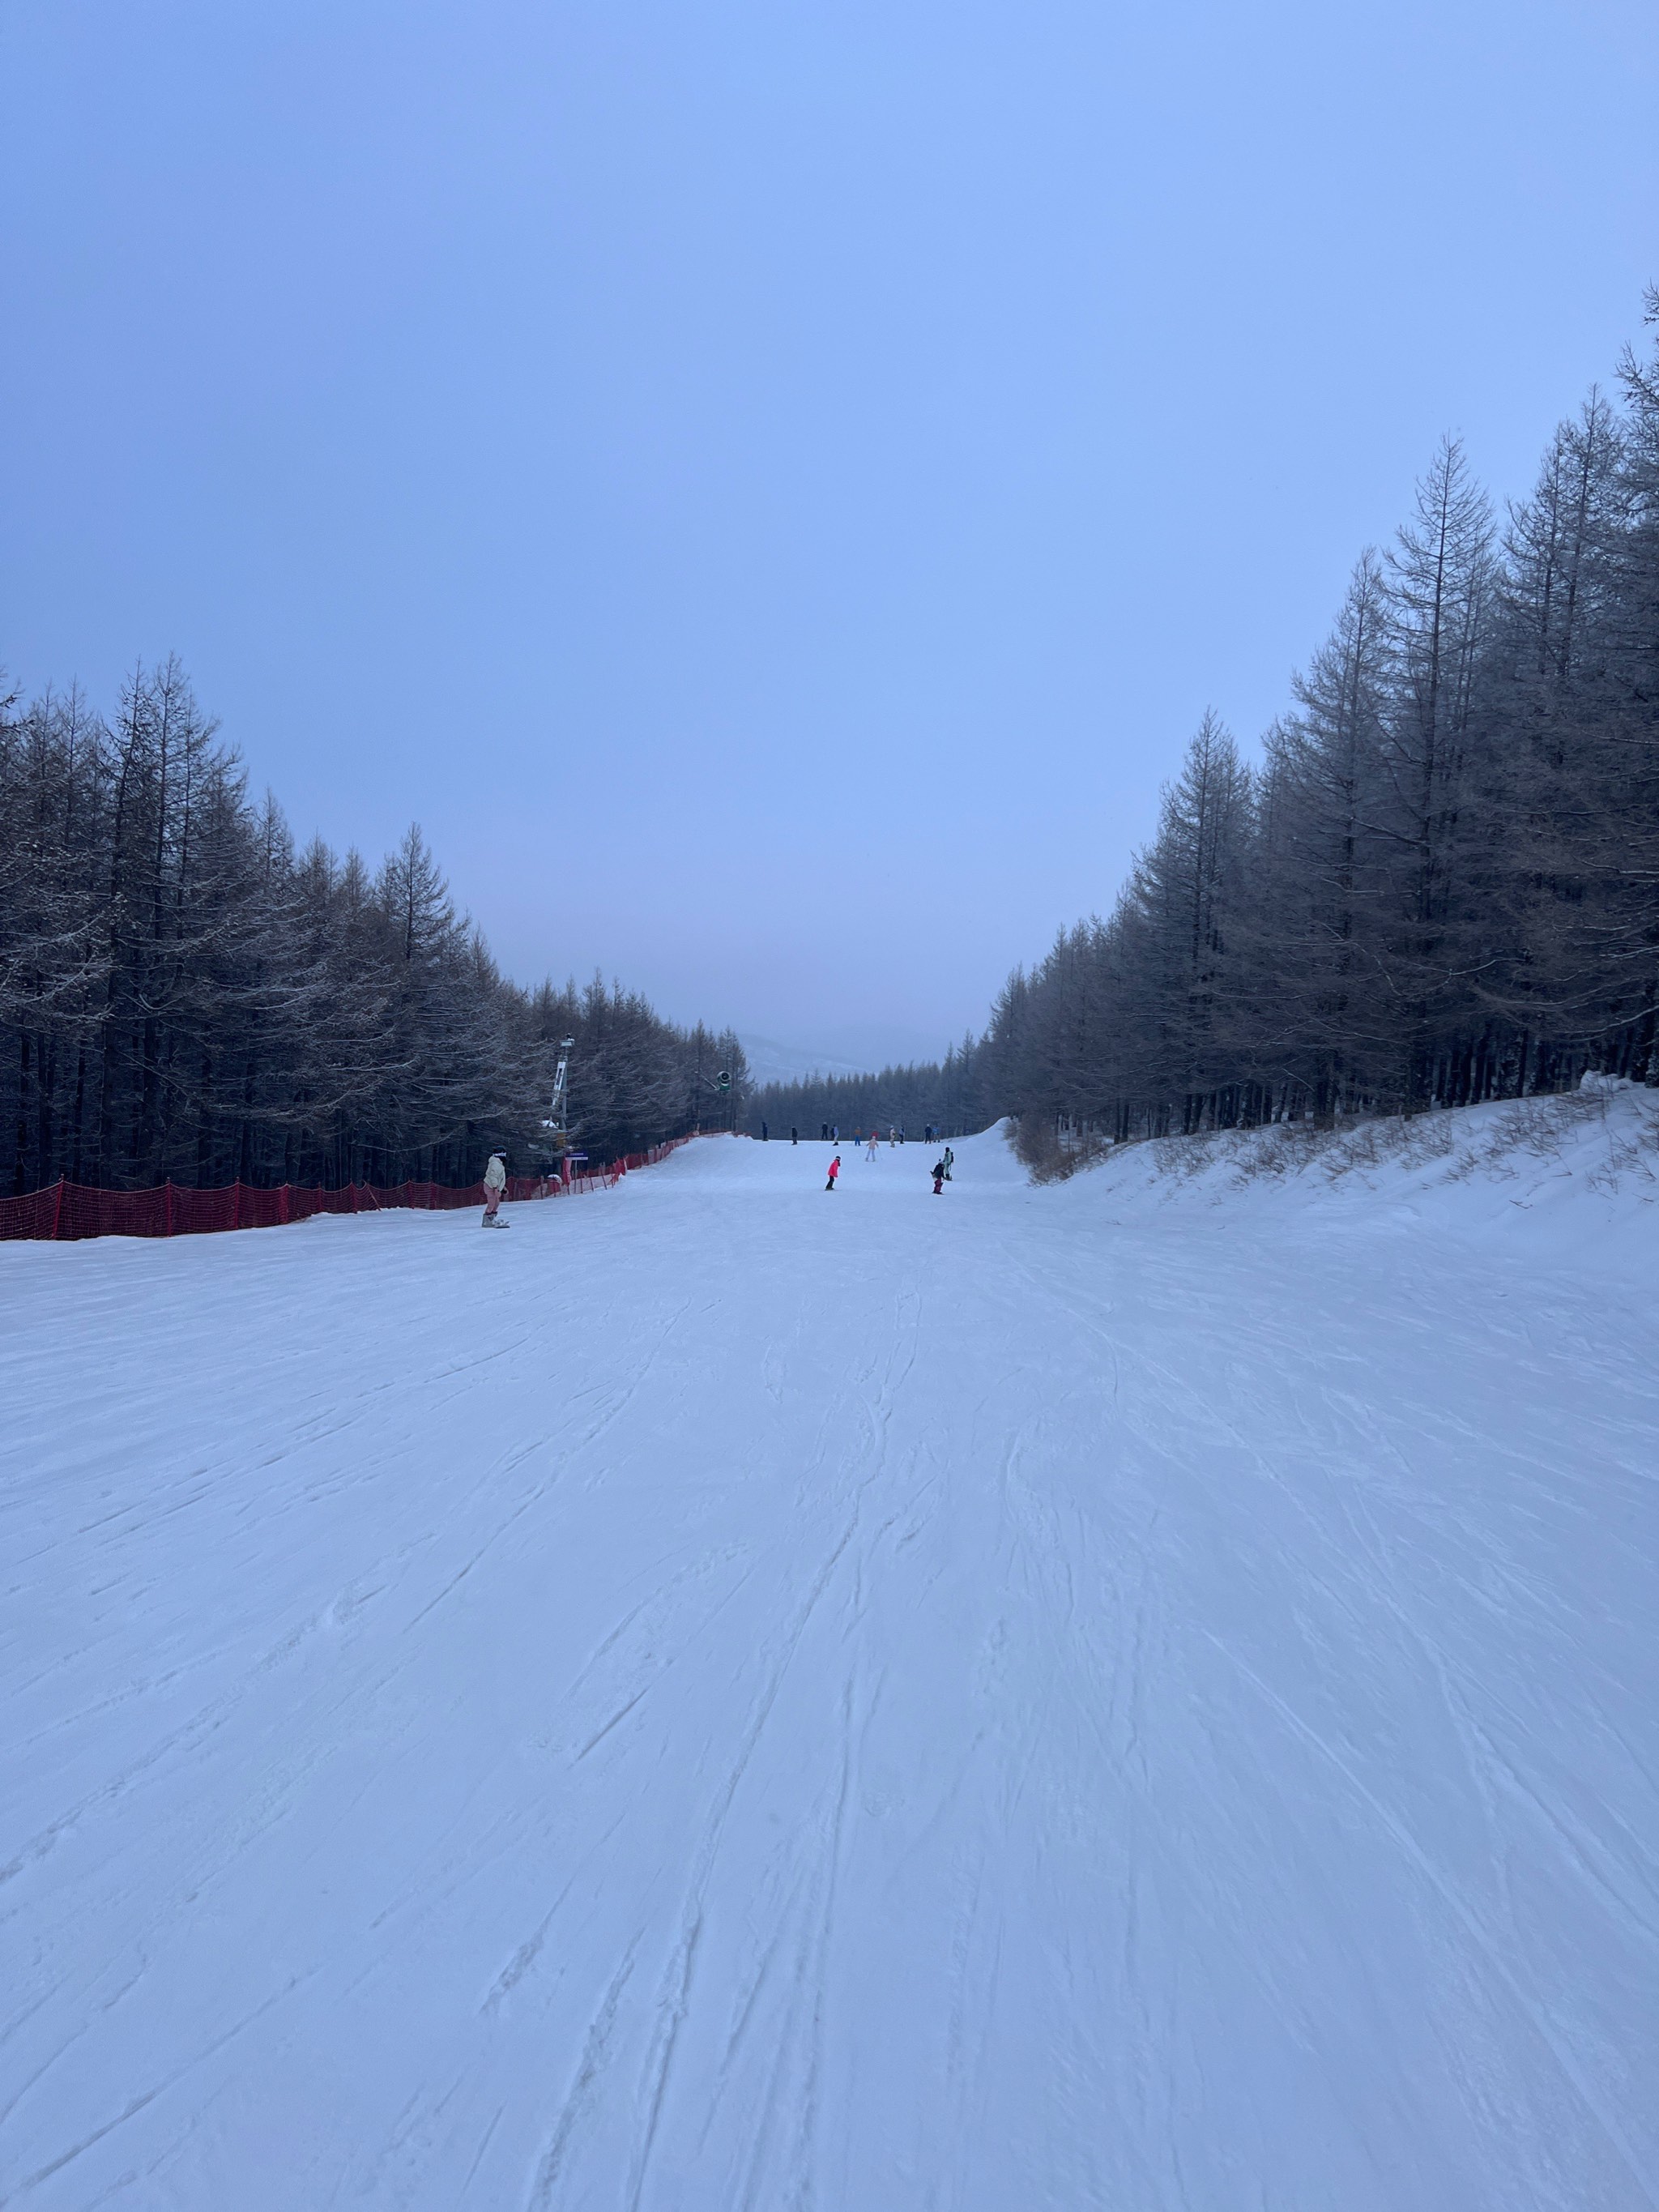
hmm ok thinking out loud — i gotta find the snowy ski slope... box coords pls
[2,1110,1656,2209]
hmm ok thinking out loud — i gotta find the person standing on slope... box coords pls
[825,1153,841,1192]
[942,1146,954,1181]
[482,1150,508,1227]
[866,1129,879,1160]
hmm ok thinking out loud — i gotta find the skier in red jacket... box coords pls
[825,1154,841,1192]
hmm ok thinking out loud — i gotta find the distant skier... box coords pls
[761,1120,768,1142]
[482,1151,508,1227]
[825,1153,841,1192]
[942,1146,954,1181]
[791,1126,799,1145]
[866,1130,879,1160]
[821,1123,829,1142]
[931,1159,945,1194]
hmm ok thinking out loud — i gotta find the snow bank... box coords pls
[1030,1080,1659,1268]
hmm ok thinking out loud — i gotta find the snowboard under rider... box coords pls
[482,1151,508,1226]
[825,1154,841,1192]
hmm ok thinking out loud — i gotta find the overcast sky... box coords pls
[3,0,1655,1068]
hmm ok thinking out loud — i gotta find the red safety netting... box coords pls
[0,1136,699,1243]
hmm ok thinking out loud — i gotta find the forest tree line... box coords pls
[0,660,749,1194]
[10,306,1657,1189]
[754,297,1659,1151]
[743,1046,985,1141]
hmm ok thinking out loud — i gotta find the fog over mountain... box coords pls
[738,1026,956,1089]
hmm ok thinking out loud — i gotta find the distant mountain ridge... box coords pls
[739,1028,949,1088]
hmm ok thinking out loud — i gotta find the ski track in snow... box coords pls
[2,1123,1656,2209]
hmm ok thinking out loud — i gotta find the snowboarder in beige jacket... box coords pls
[482,1151,508,1226]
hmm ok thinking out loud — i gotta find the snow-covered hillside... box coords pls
[1034,1072,1659,1257]
[2,1112,1655,2208]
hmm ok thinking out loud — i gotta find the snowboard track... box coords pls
[2,1122,1654,2210]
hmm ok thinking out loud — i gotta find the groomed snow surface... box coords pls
[3,1097,1656,2210]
